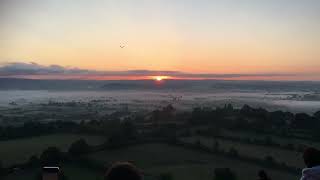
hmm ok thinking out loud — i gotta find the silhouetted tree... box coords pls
[233,117,250,129]
[40,147,63,166]
[263,137,274,146]
[284,143,295,150]
[68,139,90,156]
[195,140,202,147]
[28,155,40,167]
[314,111,320,120]
[213,168,237,180]
[121,120,138,139]
[0,160,3,176]
[292,113,314,129]
[268,111,289,128]
[213,140,220,152]
[0,120,77,140]
[264,156,275,166]
[228,147,239,158]
[191,107,214,124]
[240,105,253,115]
[159,172,174,180]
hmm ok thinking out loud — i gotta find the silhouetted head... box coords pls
[258,170,270,180]
[303,147,320,168]
[104,162,142,180]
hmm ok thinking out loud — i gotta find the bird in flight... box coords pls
[120,45,125,48]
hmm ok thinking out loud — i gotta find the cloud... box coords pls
[0,62,93,75]
[0,62,296,79]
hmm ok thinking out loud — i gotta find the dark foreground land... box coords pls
[1,102,320,180]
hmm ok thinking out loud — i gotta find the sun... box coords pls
[152,76,168,81]
[156,76,163,81]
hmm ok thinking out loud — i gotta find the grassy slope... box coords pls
[4,164,104,180]
[88,143,299,180]
[0,134,106,166]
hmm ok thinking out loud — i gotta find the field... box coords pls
[221,129,320,149]
[88,143,298,180]
[181,136,305,167]
[0,133,106,166]
[4,164,104,180]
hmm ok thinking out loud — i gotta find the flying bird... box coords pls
[120,45,125,48]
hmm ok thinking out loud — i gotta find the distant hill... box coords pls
[0,78,104,90]
[0,78,320,92]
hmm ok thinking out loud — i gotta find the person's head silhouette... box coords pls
[258,170,271,180]
[104,162,142,180]
[303,147,320,168]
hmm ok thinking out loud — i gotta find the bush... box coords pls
[158,172,174,180]
[40,147,63,166]
[0,160,3,176]
[28,155,40,167]
[68,139,91,156]
[213,168,237,180]
[212,140,220,152]
[195,140,202,147]
[264,156,275,166]
[228,147,239,157]
[284,143,295,150]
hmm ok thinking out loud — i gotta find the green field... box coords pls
[88,143,298,180]
[3,142,300,180]
[181,136,304,168]
[221,129,320,149]
[0,133,106,166]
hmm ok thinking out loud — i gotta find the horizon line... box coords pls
[1,77,320,83]
[0,62,319,81]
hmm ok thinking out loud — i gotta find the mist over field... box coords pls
[2,78,320,180]
[0,78,319,114]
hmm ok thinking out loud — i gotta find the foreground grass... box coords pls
[62,164,104,180]
[0,133,106,166]
[4,164,104,180]
[88,143,299,180]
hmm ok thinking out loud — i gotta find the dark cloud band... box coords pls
[0,62,296,79]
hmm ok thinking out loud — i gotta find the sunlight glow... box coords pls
[152,76,169,81]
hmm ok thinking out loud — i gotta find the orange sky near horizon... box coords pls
[2,73,320,81]
[0,0,319,80]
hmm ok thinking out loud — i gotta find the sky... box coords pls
[0,0,319,80]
